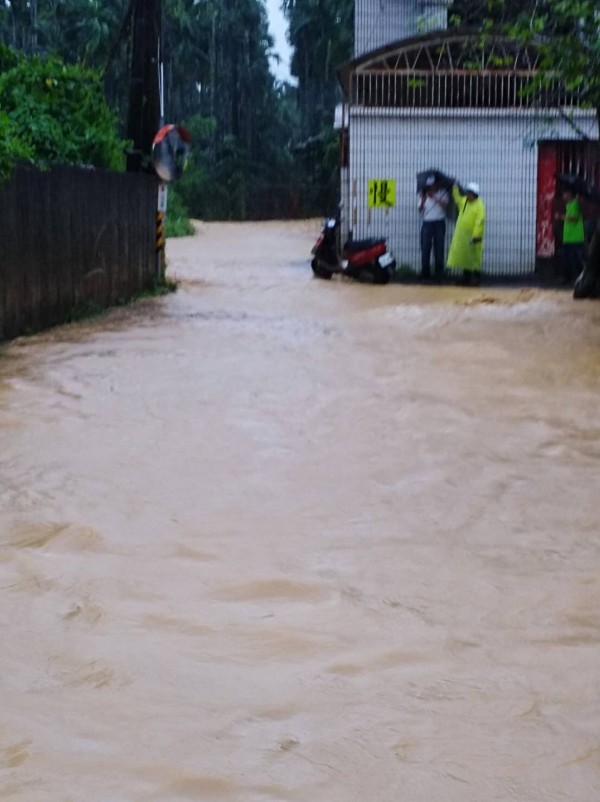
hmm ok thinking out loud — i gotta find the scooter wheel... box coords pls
[359,263,392,284]
[373,267,391,285]
[311,258,333,280]
[357,266,375,283]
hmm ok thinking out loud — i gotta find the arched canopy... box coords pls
[338,29,574,109]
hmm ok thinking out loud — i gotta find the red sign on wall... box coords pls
[536,143,558,259]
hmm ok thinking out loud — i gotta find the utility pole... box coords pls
[126,0,162,172]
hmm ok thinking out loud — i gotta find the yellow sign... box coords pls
[368,179,396,208]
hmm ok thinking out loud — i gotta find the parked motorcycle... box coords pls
[311,216,396,285]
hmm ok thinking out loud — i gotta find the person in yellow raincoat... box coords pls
[447,182,486,286]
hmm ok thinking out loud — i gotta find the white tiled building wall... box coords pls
[346,109,598,274]
[355,0,451,57]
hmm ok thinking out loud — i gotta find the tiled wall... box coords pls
[355,1,451,57]
[344,109,598,275]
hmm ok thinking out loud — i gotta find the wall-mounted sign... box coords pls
[157,183,168,213]
[368,179,396,208]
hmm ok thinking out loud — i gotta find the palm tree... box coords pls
[282,0,352,139]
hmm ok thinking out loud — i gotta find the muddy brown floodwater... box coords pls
[1,220,600,802]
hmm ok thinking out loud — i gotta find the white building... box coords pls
[338,0,598,277]
[355,0,452,55]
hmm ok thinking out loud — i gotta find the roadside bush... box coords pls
[165,188,195,237]
[0,110,32,180]
[0,45,127,176]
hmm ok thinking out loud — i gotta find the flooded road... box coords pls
[1,220,600,801]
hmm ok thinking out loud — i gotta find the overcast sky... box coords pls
[264,0,293,82]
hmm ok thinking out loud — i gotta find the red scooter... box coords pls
[311,216,396,285]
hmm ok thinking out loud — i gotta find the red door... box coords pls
[537,140,600,260]
[536,142,558,259]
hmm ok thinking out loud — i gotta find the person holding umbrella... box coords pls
[418,175,449,282]
[447,182,486,286]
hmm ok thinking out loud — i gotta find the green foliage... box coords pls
[522,0,600,114]
[453,0,600,120]
[0,49,127,170]
[165,188,195,237]
[283,0,353,139]
[281,0,353,214]
[0,0,125,61]
[178,134,253,220]
[178,90,303,221]
[66,299,106,323]
[129,277,179,299]
[0,42,20,71]
[448,0,530,27]
[0,46,29,179]
[394,264,418,282]
[290,125,341,216]
[0,0,352,217]
[65,277,178,324]
[0,110,32,180]
[161,0,307,220]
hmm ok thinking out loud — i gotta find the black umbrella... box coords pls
[416,169,458,220]
[416,168,457,193]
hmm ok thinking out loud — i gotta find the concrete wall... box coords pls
[345,108,598,276]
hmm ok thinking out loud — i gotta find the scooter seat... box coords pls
[344,238,386,252]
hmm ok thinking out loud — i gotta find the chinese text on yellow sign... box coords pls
[368,179,396,208]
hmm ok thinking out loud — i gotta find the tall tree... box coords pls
[448,0,534,27]
[279,0,352,213]
[283,0,353,140]
[507,0,600,128]
[453,0,600,129]
[0,0,305,218]
[0,0,39,53]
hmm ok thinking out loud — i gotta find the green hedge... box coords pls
[0,44,127,179]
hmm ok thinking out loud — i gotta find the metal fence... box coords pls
[0,165,158,341]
